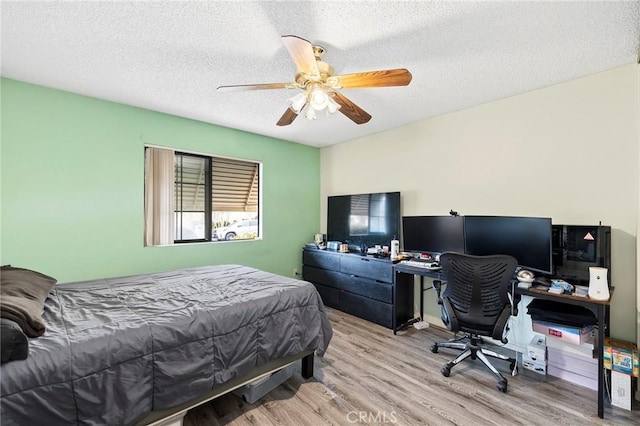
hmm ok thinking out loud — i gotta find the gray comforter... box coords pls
[0,265,332,425]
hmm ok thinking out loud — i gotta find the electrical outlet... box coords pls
[293,268,299,276]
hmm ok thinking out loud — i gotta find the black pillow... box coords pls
[1,266,56,337]
[0,318,28,363]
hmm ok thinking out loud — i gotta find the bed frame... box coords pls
[137,351,315,426]
[2,265,330,426]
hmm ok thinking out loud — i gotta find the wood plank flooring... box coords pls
[184,308,639,425]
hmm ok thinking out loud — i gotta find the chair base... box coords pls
[430,334,517,393]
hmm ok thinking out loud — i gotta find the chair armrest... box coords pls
[508,283,521,316]
[492,306,512,344]
[441,296,459,332]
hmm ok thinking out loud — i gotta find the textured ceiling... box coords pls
[2,1,639,148]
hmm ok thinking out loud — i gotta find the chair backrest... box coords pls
[439,252,518,337]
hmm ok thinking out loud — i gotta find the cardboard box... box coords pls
[522,354,546,375]
[603,338,639,377]
[546,344,598,391]
[611,370,633,410]
[546,334,595,358]
[547,365,597,391]
[532,320,595,346]
[547,346,597,379]
[527,334,546,362]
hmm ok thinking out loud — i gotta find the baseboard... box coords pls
[420,313,445,329]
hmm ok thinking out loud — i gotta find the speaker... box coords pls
[588,267,610,301]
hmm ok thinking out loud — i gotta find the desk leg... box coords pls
[392,271,421,334]
[597,304,605,419]
[419,276,424,322]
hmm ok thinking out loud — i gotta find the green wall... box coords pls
[1,78,320,283]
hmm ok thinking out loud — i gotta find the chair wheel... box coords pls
[441,366,451,377]
[430,344,438,353]
[497,380,508,393]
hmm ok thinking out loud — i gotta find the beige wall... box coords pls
[321,64,639,343]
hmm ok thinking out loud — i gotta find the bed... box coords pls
[0,264,333,425]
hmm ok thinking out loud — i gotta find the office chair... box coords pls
[430,252,518,392]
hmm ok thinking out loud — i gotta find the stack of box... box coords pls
[604,338,639,410]
[546,338,598,391]
[532,322,598,390]
[522,335,547,375]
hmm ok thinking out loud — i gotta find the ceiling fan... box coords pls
[217,35,412,126]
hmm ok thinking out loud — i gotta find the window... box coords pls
[144,146,260,245]
[174,153,211,241]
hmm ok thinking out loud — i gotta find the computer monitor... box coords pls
[401,215,465,255]
[464,215,553,274]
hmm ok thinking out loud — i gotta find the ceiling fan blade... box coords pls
[332,92,372,125]
[281,35,320,77]
[276,107,300,126]
[217,82,291,92]
[335,68,412,89]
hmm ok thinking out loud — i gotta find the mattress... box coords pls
[0,265,332,425]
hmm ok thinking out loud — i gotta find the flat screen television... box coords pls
[552,224,611,285]
[327,191,401,252]
[464,215,553,274]
[402,215,465,255]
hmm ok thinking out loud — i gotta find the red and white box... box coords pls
[532,320,595,346]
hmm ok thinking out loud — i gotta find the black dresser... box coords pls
[302,248,413,329]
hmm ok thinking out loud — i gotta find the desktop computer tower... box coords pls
[551,224,611,286]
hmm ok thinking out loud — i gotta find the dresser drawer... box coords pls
[312,282,339,308]
[302,265,342,289]
[343,275,392,303]
[339,291,393,329]
[303,249,340,271]
[339,255,392,283]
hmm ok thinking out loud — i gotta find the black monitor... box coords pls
[327,191,401,251]
[402,216,465,255]
[464,216,553,274]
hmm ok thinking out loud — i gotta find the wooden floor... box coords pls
[184,308,639,425]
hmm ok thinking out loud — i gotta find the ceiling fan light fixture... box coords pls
[326,95,340,114]
[309,87,329,111]
[304,107,317,120]
[288,92,307,114]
